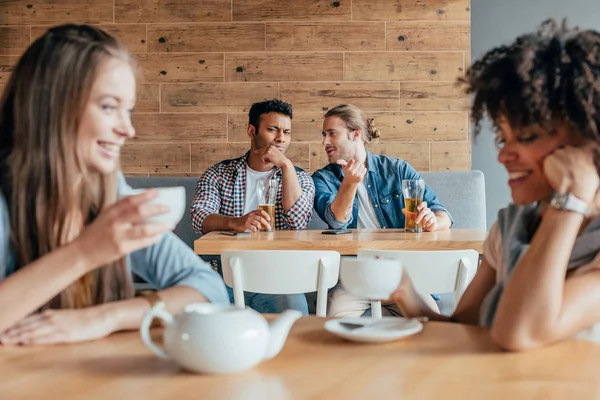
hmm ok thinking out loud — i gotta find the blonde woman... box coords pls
[0,24,227,345]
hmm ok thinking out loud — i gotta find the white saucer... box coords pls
[324,316,423,343]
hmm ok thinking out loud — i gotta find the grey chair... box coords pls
[421,170,486,230]
[126,176,200,249]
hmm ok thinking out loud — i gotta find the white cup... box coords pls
[340,258,403,300]
[121,186,186,229]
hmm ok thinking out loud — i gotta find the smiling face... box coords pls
[248,112,292,153]
[321,115,360,164]
[77,58,136,174]
[496,116,581,205]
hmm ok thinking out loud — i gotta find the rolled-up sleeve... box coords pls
[312,171,352,230]
[190,166,222,234]
[129,233,229,304]
[401,162,453,226]
[281,170,315,230]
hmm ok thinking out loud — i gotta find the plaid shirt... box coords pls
[191,152,315,234]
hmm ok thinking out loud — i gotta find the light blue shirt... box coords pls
[0,173,228,304]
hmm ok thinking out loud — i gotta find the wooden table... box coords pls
[2,317,599,399]
[194,229,488,255]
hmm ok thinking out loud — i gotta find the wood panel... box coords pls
[191,142,310,172]
[367,112,467,141]
[400,82,469,111]
[115,0,231,23]
[352,0,470,21]
[135,84,160,113]
[431,141,471,171]
[0,26,29,56]
[266,22,384,51]
[211,112,465,150]
[0,56,19,89]
[135,53,224,83]
[386,22,470,51]
[310,142,431,173]
[345,52,464,81]
[31,24,147,53]
[226,53,343,82]
[368,142,431,171]
[4,0,472,176]
[161,83,279,113]
[228,112,324,143]
[233,0,351,21]
[147,24,265,53]
[280,82,399,112]
[131,113,227,142]
[121,143,191,173]
[3,0,113,25]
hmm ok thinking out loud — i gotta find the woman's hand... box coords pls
[543,145,600,203]
[388,270,428,317]
[74,190,172,270]
[0,307,117,345]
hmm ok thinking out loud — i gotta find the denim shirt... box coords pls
[312,152,452,229]
[0,173,229,304]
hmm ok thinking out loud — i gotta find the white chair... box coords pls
[221,250,341,317]
[357,249,479,317]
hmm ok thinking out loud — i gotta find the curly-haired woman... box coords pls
[392,19,600,351]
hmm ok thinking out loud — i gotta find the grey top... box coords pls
[0,173,229,304]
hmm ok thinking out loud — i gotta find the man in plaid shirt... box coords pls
[191,99,315,314]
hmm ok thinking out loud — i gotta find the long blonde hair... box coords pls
[0,24,136,309]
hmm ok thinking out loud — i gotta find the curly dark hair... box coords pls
[462,19,600,168]
[248,99,293,130]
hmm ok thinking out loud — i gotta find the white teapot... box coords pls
[140,303,302,374]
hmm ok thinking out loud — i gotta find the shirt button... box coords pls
[374,204,378,208]
[382,226,386,229]
[396,194,400,198]
[368,185,371,188]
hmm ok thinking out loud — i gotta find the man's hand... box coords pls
[337,159,367,185]
[229,210,272,232]
[402,202,438,232]
[254,145,290,169]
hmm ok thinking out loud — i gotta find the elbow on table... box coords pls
[490,326,547,352]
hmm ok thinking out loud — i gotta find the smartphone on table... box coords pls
[219,231,251,236]
[321,229,352,235]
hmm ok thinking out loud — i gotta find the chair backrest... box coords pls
[358,249,479,307]
[307,209,328,230]
[421,170,486,230]
[221,250,341,317]
[126,176,199,248]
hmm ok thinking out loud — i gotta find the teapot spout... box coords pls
[264,309,303,360]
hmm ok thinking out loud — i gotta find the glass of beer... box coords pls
[402,179,425,233]
[256,179,277,232]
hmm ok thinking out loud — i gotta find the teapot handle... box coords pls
[140,308,174,360]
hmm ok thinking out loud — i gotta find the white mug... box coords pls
[340,258,403,300]
[121,186,185,229]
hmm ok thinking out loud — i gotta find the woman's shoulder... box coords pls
[484,221,503,272]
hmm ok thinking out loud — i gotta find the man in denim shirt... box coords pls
[312,104,452,317]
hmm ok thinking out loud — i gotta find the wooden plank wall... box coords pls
[1,0,471,176]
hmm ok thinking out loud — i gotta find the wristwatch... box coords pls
[549,192,591,217]
[138,290,166,328]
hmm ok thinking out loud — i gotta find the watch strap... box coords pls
[549,192,591,217]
